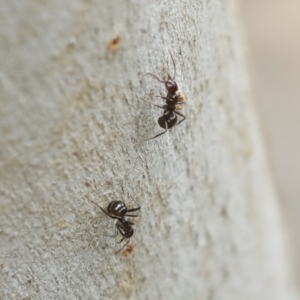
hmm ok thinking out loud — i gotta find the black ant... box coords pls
[138,50,187,144]
[89,199,140,253]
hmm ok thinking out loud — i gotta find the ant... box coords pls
[89,199,140,253]
[139,50,187,144]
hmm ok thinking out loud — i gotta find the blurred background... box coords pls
[240,1,300,284]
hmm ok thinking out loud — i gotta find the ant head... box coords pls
[164,75,178,95]
[124,229,134,238]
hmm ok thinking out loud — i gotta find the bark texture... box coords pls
[0,0,298,299]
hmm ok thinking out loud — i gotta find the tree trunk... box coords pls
[0,1,298,299]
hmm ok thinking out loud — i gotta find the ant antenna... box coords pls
[145,72,165,83]
[138,98,165,109]
[128,195,141,209]
[88,198,110,217]
[168,49,176,79]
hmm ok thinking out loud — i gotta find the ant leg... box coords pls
[136,130,167,148]
[106,224,119,238]
[168,49,176,79]
[174,111,186,126]
[143,119,169,142]
[145,73,165,83]
[125,214,139,217]
[126,207,140,216]
[141,128,168,143]
[127,206,141,213]
[138,98,165,109]
[111,223,126,240]
[116,238,130,253]
[126,208,140,213]
[128,195,141,211]
[88,199,116,220]
[117,238,125,244]
[135,120,169,148]
[126,196,140,215]
[154,95,169,101]
[115,223,130,253]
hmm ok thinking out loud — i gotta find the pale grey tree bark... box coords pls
[0,1,298,299]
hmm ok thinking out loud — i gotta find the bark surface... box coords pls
[0,0,298,299]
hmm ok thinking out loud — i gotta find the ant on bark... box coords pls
[89,199,140,253]
[138,50,187,144]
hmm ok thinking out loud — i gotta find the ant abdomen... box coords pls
[158,113,177,129]
[107,200,127,218]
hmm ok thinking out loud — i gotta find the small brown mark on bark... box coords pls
[122,243,135,257]
[108,35,122,51]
